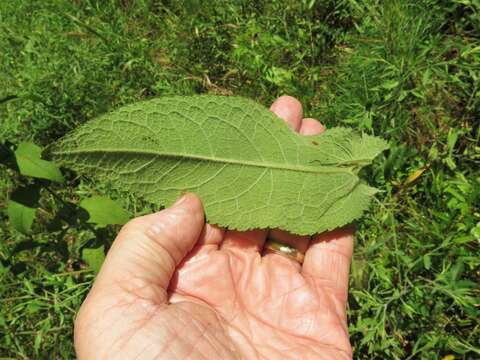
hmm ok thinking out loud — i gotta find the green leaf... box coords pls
[6,185,41,234]
[423,254,431,270]
[82,246,105,273]
[51,96,388,235]
[461,45,480,57]
[15,142,64,182]
[381,80,399,89]
[7,200,36,234]
[79,196,129,227]
[471,222,480,241]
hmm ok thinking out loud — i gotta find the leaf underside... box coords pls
[51,96,387,235]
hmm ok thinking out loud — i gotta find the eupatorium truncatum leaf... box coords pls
[51,96,387,235]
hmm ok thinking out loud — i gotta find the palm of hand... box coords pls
[77,228,352,359]
[169,229,352,359]
[74,97,353,359]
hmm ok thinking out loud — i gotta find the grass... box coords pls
[1,0,479,358]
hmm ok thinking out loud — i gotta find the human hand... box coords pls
[74,96,354,360]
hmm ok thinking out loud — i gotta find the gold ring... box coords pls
[264,238,305,264]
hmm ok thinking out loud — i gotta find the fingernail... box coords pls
[172,193,189,208]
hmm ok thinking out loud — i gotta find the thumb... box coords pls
[93,193,205,303]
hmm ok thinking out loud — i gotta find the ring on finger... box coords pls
[263,238,305,264]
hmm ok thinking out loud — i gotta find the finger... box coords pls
[262,230,310,270]
[94,193,205,303]
[183,223,224,259]
[300,118,326,135]
[269,95,303,131]
[302,226,354,303]
[194,223,224,250]
[169,223,224,296]
[220,229,267,253]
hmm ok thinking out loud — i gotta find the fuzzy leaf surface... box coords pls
[51,96,387,235]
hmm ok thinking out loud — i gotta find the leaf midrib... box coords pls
[55,148,356,174]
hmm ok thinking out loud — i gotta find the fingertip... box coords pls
[270,95,303,131]
[300,118,326,135]
[174,192,203,209]
[310,226,355,259]
[170,192,204,220]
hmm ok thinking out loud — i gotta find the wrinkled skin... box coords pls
[75,96,354,360]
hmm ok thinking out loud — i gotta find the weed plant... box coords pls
[0,0,478,358]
